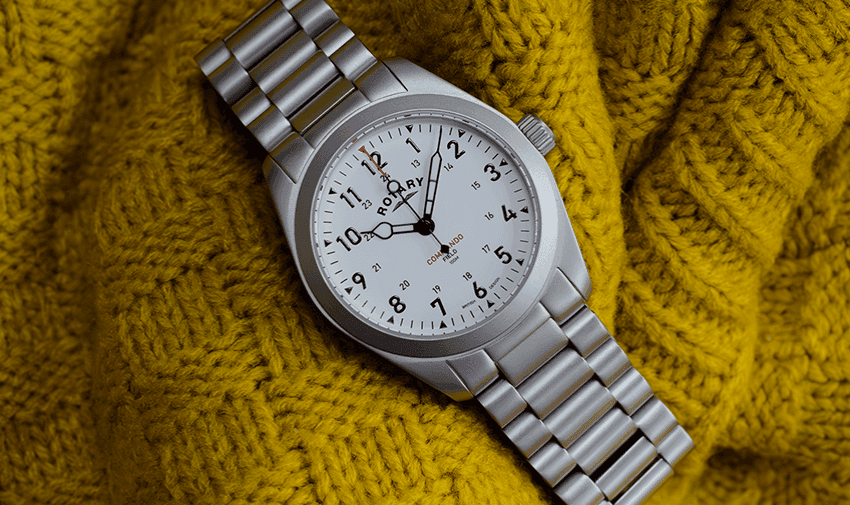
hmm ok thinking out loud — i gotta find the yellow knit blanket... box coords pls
[2,0,849,503]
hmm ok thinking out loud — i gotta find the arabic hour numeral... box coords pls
[340,187,362,208]
[359,149,387,175]
[502,205,517,221]
[389,295,406,313]
[360,159,375,175]
[494,246,512,264]
[352,272,367,289]
[471,181,481,191]
[481,244,491,253]
[430,297,446,316]
[399,279,410,291]
[484,163,501,181]
[462,272,472,281]
[406,138,421,153]
[336,227,362,252]
[411,159,421,168]
[432,285,441,294]
[484,211,494,221]
[447,140,466,159]
[372,263,382,273]
[473,281,487,299]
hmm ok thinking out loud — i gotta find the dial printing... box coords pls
[312,112,539,337]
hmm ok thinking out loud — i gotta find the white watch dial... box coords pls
[312,112,539,338]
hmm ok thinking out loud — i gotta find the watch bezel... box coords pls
[293,92,563,358]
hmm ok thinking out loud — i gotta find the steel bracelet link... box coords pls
[475,271,693,505]
[194,0,405,180]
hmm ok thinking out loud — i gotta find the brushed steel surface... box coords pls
[632,397,676,445]
[568,408,637,474]
[268,51,337,116]
[596,437,657,499]
[315,20,355,55]
[498,318,568,385]
[529,441,576,486]
[226,0,295,68]
[447,350,499,395]
[540,267,584,324]
[251,31,316,93]
[613,460,672,505]
[656,425,694,466]
[545,379,616,447]
[290,76,355,132]
[291,0,338,37]
[517,347,592,418]
[477,378,527,427]
[233,87,274,126]
[504,411,553,458]
[248,105,293,152]
[562,306,609,356]
[331,38,379,81]
[209,55,252,104]
[555,472,605,505]
[609,367,653,415]
[586,338,631,386]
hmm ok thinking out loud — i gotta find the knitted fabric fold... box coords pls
[1,0,849,504]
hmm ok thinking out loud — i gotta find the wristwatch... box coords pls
[194,1,693,503]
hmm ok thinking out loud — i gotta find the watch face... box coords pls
[311,111,539,338]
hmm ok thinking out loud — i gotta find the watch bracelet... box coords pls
[193,1,693,504]
[194,0,406,183]
[470,267,693,505]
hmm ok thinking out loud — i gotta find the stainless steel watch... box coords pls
[194,1,693,504]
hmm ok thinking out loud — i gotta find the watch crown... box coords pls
[516,114,556,156]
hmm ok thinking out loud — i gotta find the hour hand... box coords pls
[364,221,419,240]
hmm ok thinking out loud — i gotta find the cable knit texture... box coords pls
[1,0,849,504]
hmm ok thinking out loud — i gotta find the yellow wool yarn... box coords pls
[1,0,849,503]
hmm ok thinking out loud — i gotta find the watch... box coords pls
[194,1,693,504]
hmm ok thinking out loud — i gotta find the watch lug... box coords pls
[263,155,300,253]
[354,61,408,101]
[556,208,593,301]
[383,57,476,100]
[377,351,475,401]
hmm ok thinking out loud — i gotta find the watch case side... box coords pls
[262,58,591,402]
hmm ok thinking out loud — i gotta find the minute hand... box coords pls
[422,125,443,221]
